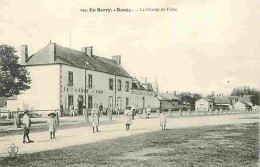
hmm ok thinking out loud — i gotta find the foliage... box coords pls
[179,92,202,105]
[231,86,259,105]
[0,44,31,97]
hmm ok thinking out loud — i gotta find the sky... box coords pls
[0,0,259,96]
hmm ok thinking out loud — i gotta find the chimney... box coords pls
[144,77,147,84]
[49,43,56,63]
[112,55,121,64]
[81,46,93,57]
[21,45,28,64]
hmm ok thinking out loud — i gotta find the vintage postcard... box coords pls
[0,0,259,166]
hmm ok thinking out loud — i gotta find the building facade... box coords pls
[131,78,160,110]
[195,98,213,111]
[6,43,132,115]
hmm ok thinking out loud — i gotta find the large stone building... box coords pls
[7,42,132,115]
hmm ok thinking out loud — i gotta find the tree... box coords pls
[230,86,260,105]
[0,44,31,97]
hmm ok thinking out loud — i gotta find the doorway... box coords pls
[88,95,93,109]
[78,95,83,115]
[142,97,145,108]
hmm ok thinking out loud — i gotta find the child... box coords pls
[124,106,132,131]
[160,110,167,131]
[47,113,57,139]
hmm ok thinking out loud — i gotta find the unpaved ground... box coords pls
[0,113,258,157]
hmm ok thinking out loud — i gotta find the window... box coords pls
[88,74,93,87]
[117,79,122,91]
[68,95,73,109]
[88,95,93,109]
[68,71,73,86]
[109,78,114,90]
[125,81,129,92]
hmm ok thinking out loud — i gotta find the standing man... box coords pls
[108,104,113,120]
[60,104,64,117]
[131,105,136,120]
[146,106,151,119]
[115,104,120,117]
[99,103,103,117]
[69,104,74,117]
[91,104,100,133]
[22,110,34,143]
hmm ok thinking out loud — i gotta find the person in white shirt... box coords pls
[22,110,34,143]
[69,104,75,117]
[124,106,133,131]
[146,106,151,119]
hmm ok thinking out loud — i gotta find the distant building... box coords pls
[213,96,232,110]
[157,95,173,111]
[233,101,252,110]
[195,98,213,111]
[131,78,160,110]
[238,95,253,103]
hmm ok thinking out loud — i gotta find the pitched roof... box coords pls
[132,82,147,91]
[214,96,231,104]
[202,97,213,102]
[238,95,253,103]
[160,93,179,101]
[237,101,251,106]
[25,43,131,78]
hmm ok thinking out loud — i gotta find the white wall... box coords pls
[6,65,60,111]
[195,99,212,111]
[61,65,132,111]
[131,90,160,109]
[233,101,246,110]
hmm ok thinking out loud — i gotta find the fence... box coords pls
[0,109,60,128]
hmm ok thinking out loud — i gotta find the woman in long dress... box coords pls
[124,106,133,131]
[142,108,147,119]
[160,111,167,131]
[47,113,57,139]
[91,103,100,133]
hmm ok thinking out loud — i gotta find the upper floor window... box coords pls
[68,71,73,86]
[125,81,129,92]
[109,78,114,90]
[117,79,122,91]
[88,74,93,87]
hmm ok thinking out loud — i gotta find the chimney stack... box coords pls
[81,46,93,57]
[112,55,121,64]
[49,43,56,63]
[21,45,28,64]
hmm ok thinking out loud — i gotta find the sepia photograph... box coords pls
[0,0,259,166]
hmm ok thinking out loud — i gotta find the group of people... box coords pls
[21,105,168,143]
[22,110,58,143]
